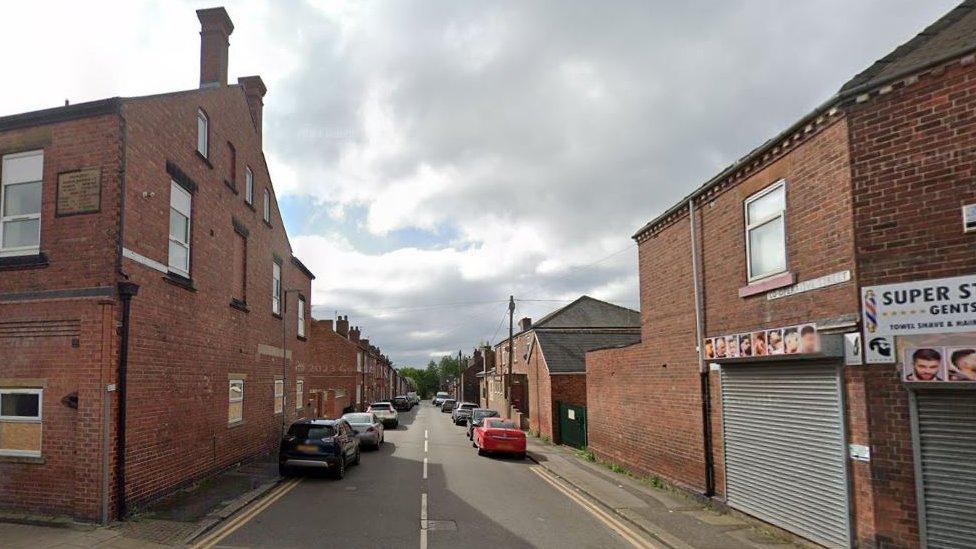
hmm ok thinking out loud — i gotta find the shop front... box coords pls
[863,274,976,548]
[707,326,854,548]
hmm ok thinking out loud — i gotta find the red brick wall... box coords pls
[847,59,976,548]
[0,112,124,520]
[550,374,586,445]
[117,84,311,512]
[306,319,362,414]
[586,218,704,491]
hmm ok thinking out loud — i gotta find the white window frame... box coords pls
[274,379,284,415]
[0,150,43,257]
[263,188,271,222]
[296,379,304,410]
[357,352,363,373]
[245,166,254,205]
[168,181,192,277]
[297,297,306,337]
[744,180,787,282]
[228,379,244,424]
[197,109,209,158]
[0,388,42,422]
[272,262,282,315]
[356,384,362,404]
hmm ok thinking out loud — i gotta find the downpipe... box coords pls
[688,200,715,498]
[115,281,140,519]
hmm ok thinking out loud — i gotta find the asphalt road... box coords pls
[206,402,633,549]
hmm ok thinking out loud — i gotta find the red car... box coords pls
[473,418,526,459]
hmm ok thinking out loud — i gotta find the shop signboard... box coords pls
[703,324,819,359]
[862,274,976,337]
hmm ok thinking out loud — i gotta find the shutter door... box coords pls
[915,391,976,548]
[722,363,850,548]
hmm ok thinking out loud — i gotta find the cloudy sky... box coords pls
[1,0,959,366]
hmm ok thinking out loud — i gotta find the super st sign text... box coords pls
[863,274,976,336]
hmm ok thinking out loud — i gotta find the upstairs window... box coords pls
[168,182,192,277]
[227,142,237,185]
[0,150,43,257]
[273,379,284,414]
[297,296,307,338]
[197,109,209,158]
[272,261,282,315]
[745,181,787,281]
[228,379,244,424]
[245,167,254,205]
[296,379,304,410]
[263,188,270,222]
[232,232,246,303]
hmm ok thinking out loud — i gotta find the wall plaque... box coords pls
[57,168,101,216]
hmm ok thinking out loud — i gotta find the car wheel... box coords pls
[477,447,486,456]
[517,452,526,460]
[393,421,399,429]
[278,464,291,477]
[472,441,477,448]
[333,458,346,480]
[352,448,361,466]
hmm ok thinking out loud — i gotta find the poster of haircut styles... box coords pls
[903,347,946,382]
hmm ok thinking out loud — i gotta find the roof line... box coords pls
[0,97,122,132]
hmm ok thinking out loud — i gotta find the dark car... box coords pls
[393,396,411,411]
[467,408,501,439]
[440,398,456,413]
[279,419,360,479]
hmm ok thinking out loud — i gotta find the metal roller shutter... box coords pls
[914,391,976,549]
[721,363,851,548]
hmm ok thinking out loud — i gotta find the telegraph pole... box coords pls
[506,295,514,403]
[457,349,462,401]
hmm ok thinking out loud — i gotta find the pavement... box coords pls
[0,403,814,548]
[524,437,809,549]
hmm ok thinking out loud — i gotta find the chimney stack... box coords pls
[238,76,267,145]
[321,319,334,332]
[361,339,370,350]
[197,7,234,88]
[335,315,349,338]
[350,327,361,342]
[519,317,532,332]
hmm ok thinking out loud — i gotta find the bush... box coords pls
[575,447,596,462]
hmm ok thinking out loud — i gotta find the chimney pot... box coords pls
[197,7,234,88]
[519,317,532,332]
[335,316,349,338]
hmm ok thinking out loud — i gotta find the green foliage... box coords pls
[575,447,596,462]
[398,352,471,398]
[608,462,626,474]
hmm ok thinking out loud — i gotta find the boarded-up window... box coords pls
[0,389,42,457]
[232,232,246,302]
[229,380,244,424]
[274,379,283,414]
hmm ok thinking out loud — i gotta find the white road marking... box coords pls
[425,429,428,440]
[424,440,428,453]
[423,457,428,479]
[420,491,429,549]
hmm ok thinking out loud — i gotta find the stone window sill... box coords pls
[230,299,249,313]
[163,272,196,292]
[195,150,213,169]
[0,454,44,464]
[0,252,49,271]
[227,420,245,429]
[224,179,239,195]
[738,271,795,298]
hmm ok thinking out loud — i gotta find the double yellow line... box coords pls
[189,478,303,549]
[530,466,664,549]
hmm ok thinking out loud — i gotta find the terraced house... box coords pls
[0,7,313,522]
[588,2,976,547]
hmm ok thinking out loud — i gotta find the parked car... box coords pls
[367,402,399,428]
[279,419,360,478]
[407,392,420,406]
[452,402,478,425]
[393,396,411,411]
[432,391,450,406]
[473,418,526,459]
[440,398,456,413]
[341,412,384,449]
[467,408,500,439]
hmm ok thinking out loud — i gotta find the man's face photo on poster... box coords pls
[800,324,819,354]
[948,348,976,381]
[714,336,727,358]
[904,347,944,382]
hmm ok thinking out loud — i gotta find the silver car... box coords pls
[341,412,385,449]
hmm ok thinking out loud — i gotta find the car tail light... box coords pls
[367,426,376,433]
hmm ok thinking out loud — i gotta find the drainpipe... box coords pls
[115,281,139,519]
[688,200,715,498]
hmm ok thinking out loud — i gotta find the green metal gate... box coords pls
[557,402,587,449]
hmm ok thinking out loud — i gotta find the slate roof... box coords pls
[536,331,641,373]
[840,1,976,94]
[532,296,640,330]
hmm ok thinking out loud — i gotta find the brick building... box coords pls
[587,3,976,547]
[0,7,313,522]
[492,297,639,443]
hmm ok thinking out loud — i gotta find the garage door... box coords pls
[914,390,976,548]
[721,363,851,548]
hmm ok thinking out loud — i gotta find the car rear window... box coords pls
[370,403,392,410]
[460,403,477,409]
[474,410,499,419]
[486,420,517,429]
[288,424,335,439]
[343,414,373,423]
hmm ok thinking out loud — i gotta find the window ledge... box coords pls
[224,179,239,195]
[163,272,197,292]
[297,335,308,342]
[0,454,43,464]
[738,271,795,298]
[227,420,245,429]
[195,150,213,169]
[230,299,249,313]
[272,312,283,320]
[263,219,273,229]
[245,201,256,212]
[0,252,49,271]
